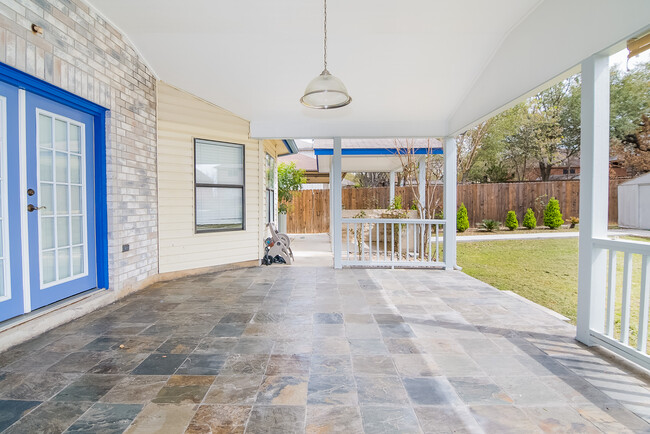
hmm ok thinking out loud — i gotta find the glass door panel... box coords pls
[0,81,24,322]
[26,92,96,310]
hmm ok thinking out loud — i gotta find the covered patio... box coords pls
[1,258,649,432]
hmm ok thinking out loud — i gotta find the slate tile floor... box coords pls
[1,267,650,433]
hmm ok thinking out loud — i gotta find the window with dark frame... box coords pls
[194,139,245,232]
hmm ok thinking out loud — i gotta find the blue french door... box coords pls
[25,92,97,310]
[0,82,24,322]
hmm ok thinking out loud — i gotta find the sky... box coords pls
[610,47,650,72]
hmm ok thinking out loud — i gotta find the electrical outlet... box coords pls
[122,244,130,252]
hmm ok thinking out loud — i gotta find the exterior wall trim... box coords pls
[0,61,109,289]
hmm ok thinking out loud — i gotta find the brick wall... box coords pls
[0,0,158,292]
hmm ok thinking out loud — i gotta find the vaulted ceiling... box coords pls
[88,0,650,138]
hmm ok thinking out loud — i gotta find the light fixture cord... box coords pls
[323,0,328,72]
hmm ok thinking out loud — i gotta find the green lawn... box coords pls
[457,237,648,350]
[458,238,580,322]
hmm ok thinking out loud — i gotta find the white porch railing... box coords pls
[590,237,650,369]
[341,218,446,268]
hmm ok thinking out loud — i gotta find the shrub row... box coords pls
[456,197,575,232]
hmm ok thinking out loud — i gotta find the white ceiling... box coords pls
[88,0,650,139]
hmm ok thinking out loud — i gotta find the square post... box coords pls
[329,159,334,251]
[576,54,610,345]
[443,136,457,270]
[418,158,426,217]
[332,138,343,269]
[389,170,396,205]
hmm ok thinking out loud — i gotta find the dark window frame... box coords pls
[194,138,246,233]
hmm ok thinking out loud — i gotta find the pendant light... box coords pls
[300,0,351,109]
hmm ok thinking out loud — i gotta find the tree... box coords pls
[278,162,306,213]
[543,197,564,229]
[611,114,650,176]
[457,203,469,232]
[523,208,537,229]
[456,120,491,182]
[354,172,389,187]
[394,138,443,219]
[505,211,519,231]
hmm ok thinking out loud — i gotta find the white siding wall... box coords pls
[157,82,264,273]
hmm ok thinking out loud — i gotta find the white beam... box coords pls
[332,138,343,269]
[443,137,457,270]
[576,54,610,345]
[389,170,396,205]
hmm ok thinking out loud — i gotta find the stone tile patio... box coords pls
[1,266,650,433]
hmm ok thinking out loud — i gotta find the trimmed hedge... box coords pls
[523,208,537,229]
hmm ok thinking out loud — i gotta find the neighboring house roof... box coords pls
[278,152,318,171]
[620,172,650,186]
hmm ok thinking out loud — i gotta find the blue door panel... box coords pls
[0,81,24,322]
[25,92,97,310]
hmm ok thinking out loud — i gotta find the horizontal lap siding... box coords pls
[157,82,262,273]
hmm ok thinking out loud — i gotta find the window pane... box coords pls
[70,155,82,184]
[39,183,54,216]
[56,185,69,215]
[195,141,243,185]
[39,115,52,148]
[71,216,83,245]
[70,186,82,215]
[55,119,67,151]
[41,216,55,250]
[72,246,84,275]
[40,149,53,182]
[70,124,81,154]
[58,248,70,279]
[42,250,56,284]
[196,187,243,231]
[56,152,68,183]
[57,216,70,248]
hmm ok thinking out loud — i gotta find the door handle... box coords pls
[27,204,46,212]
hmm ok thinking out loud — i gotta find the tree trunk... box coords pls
[539,161,553,181]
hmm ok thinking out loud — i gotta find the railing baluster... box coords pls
[390,223,395,262]
[398,224,402,261]
[346,222,350,261]
[376,223,380,263]
[406,224,410,262]
[606,250,617,337]
[638,255,650,353]
[420,223,424,262]
[353,223,358,260]
[621,252,633,345]
[361,223,365,261]
[368,221,372,262]
[427,223,431,262]
[436,224,440,262]
[384,223,388,261]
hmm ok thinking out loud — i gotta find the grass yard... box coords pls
[457,237,649,351]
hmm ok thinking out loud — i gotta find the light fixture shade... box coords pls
[301,70,351,109]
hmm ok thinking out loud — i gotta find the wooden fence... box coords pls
[286,180,624,233]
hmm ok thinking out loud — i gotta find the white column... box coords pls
[389,170,396,205]
[329,160,334,251]
[418,158,426,217]
[443,137,457,270]
[576,54,610,345]
[332,138,343,269]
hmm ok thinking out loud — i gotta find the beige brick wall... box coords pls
[0,0,158,292]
